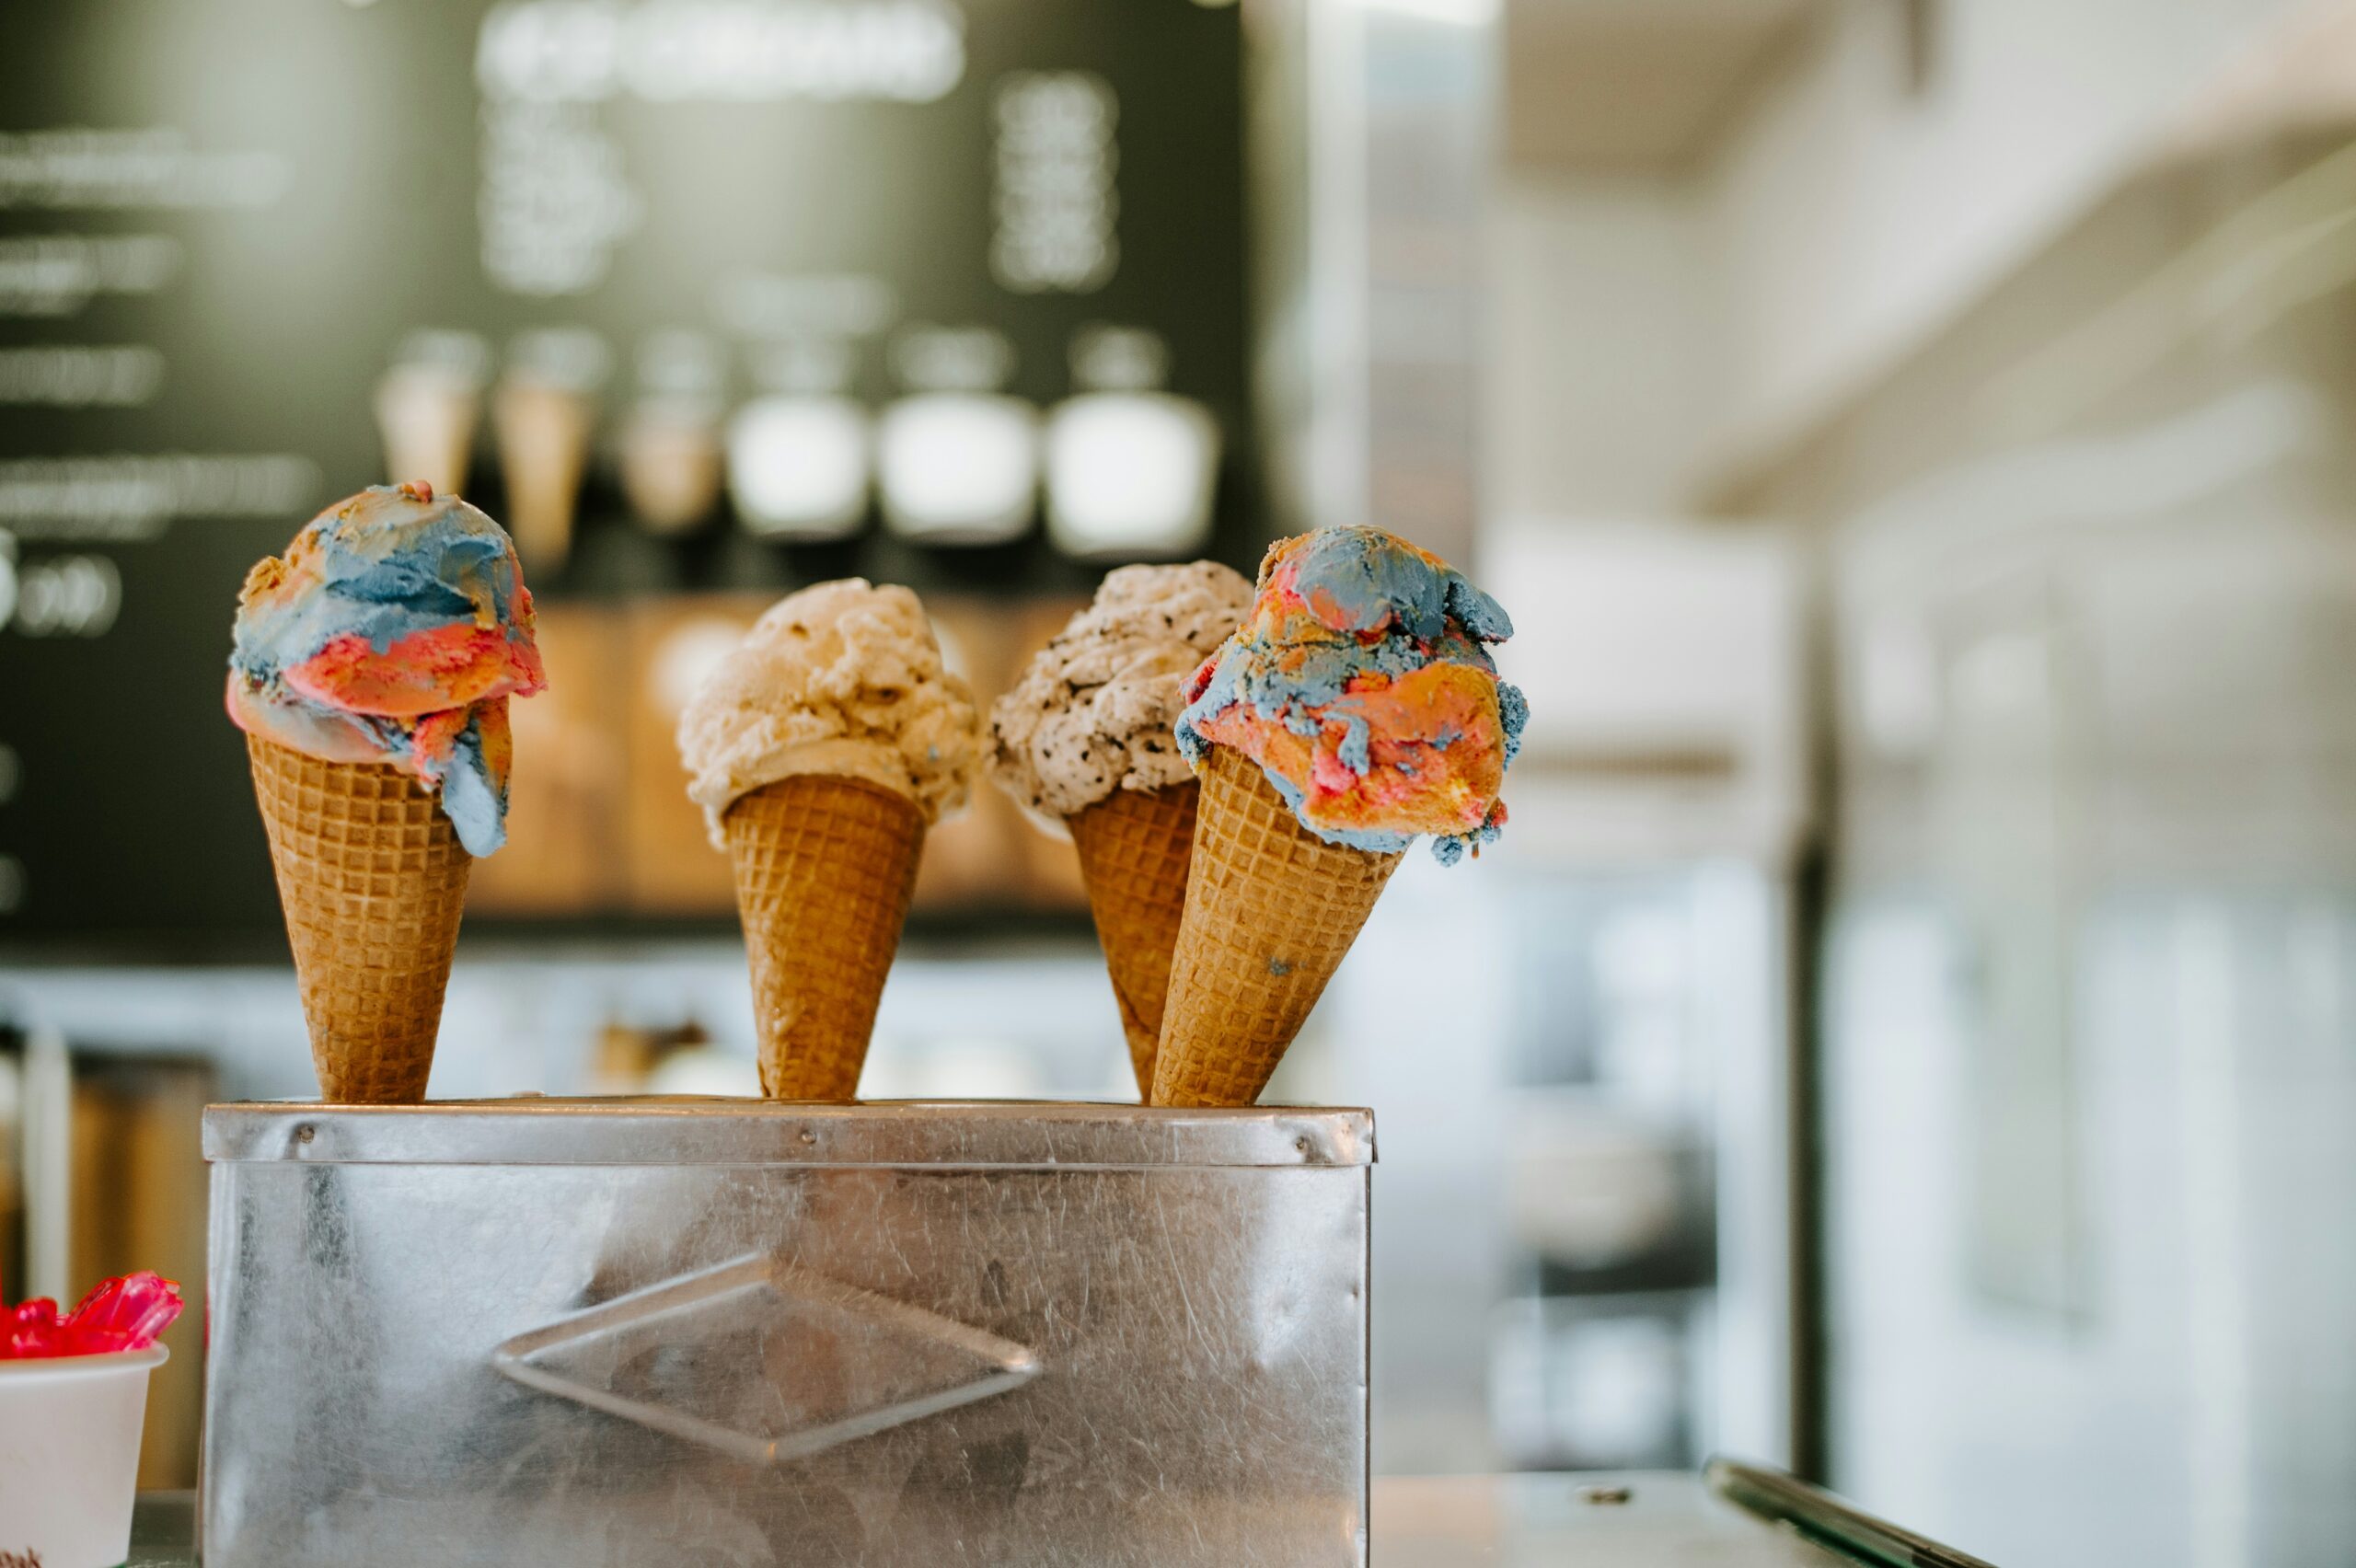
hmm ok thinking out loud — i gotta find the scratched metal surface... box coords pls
[202,1101,1371,1568]
[202,1098,1377,1169]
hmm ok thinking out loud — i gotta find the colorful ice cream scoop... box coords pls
[225,481,546,856]
[1176,525,1526,864]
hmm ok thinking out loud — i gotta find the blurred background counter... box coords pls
[12,3,2356,1566]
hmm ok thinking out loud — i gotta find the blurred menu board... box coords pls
[0,0,1250,942]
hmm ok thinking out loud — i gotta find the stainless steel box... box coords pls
[201,1099,1373,1567]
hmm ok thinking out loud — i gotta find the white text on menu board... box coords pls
[0,125,322,639]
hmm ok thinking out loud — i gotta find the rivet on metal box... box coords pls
[201,1098,1374,1568]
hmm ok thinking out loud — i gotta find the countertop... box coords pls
[128,1474,1863,1565]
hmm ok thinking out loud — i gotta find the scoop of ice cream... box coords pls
[988,561,1252,823]
[226,481,546,856]
[1176,525,1527,864]
[678,579,982,844]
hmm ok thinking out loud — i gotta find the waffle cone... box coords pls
[726,775,925,1101]
[246,734,471,1103]
[1068,782,1199,1094]
[1151,745,1403,1107]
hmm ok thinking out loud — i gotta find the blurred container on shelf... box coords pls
[878,326,1039,546]
[617,329,726,537]
[494,328,609,569]
[373,329,489,498]
[728,339,873,542]
[1045,326,1220,559]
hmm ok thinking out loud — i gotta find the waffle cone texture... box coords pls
[1151,744,1403,1107]
[1068,782,1199,1095]
[726,775,925,1101]
[247,733,471,1103]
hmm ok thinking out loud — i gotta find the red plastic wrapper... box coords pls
[0,1270,185,1360]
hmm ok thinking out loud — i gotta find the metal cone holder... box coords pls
[201,1098,1373,1568]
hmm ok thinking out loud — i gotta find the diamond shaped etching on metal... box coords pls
[491,1251,1042,1464]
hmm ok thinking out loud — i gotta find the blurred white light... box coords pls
[1044,393,1218,559]
[876,394,1040,545]
[726,397,872,541]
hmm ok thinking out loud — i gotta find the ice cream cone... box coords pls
[725,774,926,1100]
[1151,745,1403,1108]
[246,733,471,1103]
[1068,782,1198,1094]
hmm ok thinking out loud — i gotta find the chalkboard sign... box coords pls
[0,0,1252,944]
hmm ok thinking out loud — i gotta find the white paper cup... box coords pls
[0,1346,167,1568]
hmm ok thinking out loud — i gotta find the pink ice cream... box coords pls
[225,481,546,855]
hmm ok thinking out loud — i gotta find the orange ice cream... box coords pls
[1176,525,1526,863]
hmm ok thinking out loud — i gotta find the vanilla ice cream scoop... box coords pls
[987,560,1252,823]
[678,579,982,844]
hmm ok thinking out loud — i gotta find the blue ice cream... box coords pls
[1177,525,1526,863]
[225,481,547,855]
